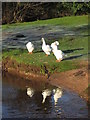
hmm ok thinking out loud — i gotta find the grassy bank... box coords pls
[2,15,88,30]
[2,35,88,74]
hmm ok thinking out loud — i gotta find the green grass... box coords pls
[2,15,88,74]
[2,49,77,74]
[2,35,88,74]
[58,36,88,56]
[2,15,88,30]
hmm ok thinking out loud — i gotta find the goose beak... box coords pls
[41,38,44,42]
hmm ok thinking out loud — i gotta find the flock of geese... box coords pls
[26,37,67,62]
[27,87,63,105]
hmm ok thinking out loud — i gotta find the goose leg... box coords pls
[46,54,48,56]
[58,59,62,62]
[56,59,62,62]
[28,52,32,54]
[56,60,60,62]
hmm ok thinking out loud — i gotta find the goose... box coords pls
[53,49,65,62]
[27,87,34,97]
[51,41,67,62]
[41,38,51,56]
[51,41,59,53]
[53,88,62,105]
[42,89,51,103]
[26,42,34,54]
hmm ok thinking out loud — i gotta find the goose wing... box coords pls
[46,45,51,52]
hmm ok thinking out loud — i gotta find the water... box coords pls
[2,72,88,118]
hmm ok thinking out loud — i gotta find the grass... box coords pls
[2,35,88,74]
[2,49,78,74]
[58,36,88,56]
[2,15,88,74]
[2,15,88,30]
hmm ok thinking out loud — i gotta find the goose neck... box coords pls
[42,39,46,45]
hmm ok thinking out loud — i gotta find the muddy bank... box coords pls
[2,58,89,103]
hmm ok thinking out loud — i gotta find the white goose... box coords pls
[41,38,51,56]
[51,41,59,53]
[26,42,34,54]
[42,89,52,103]
[53,88,63,105]
[51,41,66,62]
[27,87,34,97]
[53,49,64,62]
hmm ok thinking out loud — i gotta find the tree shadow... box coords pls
[72,25,88,32]
[63,48,84,54]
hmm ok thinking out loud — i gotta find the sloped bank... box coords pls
[2,57,48,81]
[2,57,89,104]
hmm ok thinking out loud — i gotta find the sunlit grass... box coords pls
[2,15,88,30]
[2,49,77,73]
[58,36,88,56]
[2,35,88,74]
[2,15,88,74]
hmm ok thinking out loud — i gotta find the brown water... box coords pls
[2,72,88,118]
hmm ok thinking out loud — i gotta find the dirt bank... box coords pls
[2,58,89,103]
[49,68,88,100]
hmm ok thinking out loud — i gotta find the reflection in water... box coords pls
[27,87,34,97]
[2,72,88,118]
[53,88,63,105]
[42,89,52,103]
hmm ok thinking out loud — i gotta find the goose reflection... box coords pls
[27,87,34,97]
[53,88,63,105]
[42,89,52,103]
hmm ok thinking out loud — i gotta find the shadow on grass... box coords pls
[34,50,43,53]
[72,24,88,32]
[34,48,84,54]
[63,48,84,54]
[63,53,88,61]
